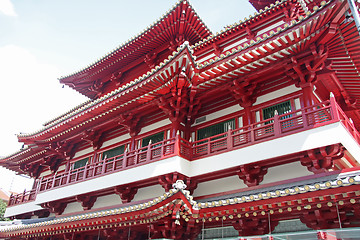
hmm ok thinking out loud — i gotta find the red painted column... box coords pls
[301,83,314,108]
[170,121,181,138]
[242,104,253,127]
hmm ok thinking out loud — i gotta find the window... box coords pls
[101,145,125,161]
[72,158,88,170]
[197,119,235,140]
[141,132,164,147]
[262,101,292,120]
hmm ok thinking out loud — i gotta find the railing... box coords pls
[8,97,360,206]
[7,189,37,206]
[186,100,339,159]
[37,138,177,192]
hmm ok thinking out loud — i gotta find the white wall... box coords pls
[62,202,83,215]
[262,162,311,184]
[193,176,247,197]
[92,194,121,209]
[132,185,164,202]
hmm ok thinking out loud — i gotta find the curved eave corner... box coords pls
[58,0,212,99]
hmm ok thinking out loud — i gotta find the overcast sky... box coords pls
[0,0,256,193]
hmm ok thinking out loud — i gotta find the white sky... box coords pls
[0,0,256,193]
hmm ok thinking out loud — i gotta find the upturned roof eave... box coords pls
[58,0,212,95]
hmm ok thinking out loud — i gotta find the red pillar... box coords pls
[301,83,314,108]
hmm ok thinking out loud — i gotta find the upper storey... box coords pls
[1,0,360,174]
[59,0,212,99]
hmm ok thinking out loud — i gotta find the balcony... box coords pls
[8,97,360,207]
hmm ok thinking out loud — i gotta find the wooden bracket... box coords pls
[245,26,256,40]
[46,141,76,160]
[233,218,278,236]
[237,164,268,187]
[158,173,198,194]
[144,52,157,68]
[230,80,257,108]
[88,78,104,98]
[117,113,141,137]
[81,129,104,150]
[288,44,328,88]
[33,209,50,218]
[41,201,67,215]
[114,186,138,203]
[301,144,344,173]
[76,194,97,210]
[300,208,346,230]
[212,42,223,56]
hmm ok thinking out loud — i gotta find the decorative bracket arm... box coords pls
[230,80,257,108]
[158,173,197,194]
[114,186,138,203]
[117,113,141,137]
[76,194,97,210]
[81,129,104,150]
[301,144,344,173]
[237,164,268,187]
[41,201,67,215]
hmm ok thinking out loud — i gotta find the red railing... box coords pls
[8,97,360,206]
[37,138,178,192]
[186,100,339,158]
[7,189,37,206]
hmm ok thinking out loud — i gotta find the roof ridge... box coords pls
[59,0,211,82]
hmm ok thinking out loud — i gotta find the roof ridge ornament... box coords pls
[172,180,187,190]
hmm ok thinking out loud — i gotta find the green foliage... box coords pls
[0,199,10,221]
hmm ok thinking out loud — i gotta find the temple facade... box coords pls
[1,0,360,239]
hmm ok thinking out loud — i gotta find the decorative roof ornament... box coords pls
[172,180,187,190]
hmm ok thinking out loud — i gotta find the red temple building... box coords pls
[1,0,360,239]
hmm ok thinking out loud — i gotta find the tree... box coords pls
[0,199,10,221]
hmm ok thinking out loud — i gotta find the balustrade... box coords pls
[8,98,360,206]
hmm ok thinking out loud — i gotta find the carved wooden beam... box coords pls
[144,52,158,68]
[158,173,197,194]
[88,78,104,98]
[114,186,138,203]
[212,42,223,56]
[76,194,97,210]
[230,80,257,108]
[237,164,268,187]
[283,3,301,23]
[109,71,123,87]
[287,44,329,88]
[46,141,77,160]
[245,26,256,40]
[117,113,141,137]
[44,156,62,174]
[301,144,344,173]
[41,201,67,215]
[233,218,278,236]
[300,207,346,230]
[81,129,104,150]
[33,209,50,218]
[24,162,44,179]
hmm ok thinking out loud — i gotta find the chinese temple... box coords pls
[1,0,360,239]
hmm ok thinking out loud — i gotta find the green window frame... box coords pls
[101,145,125,161]
[262,100,292,120]
[197,119,235,141]
[141,132,164,147]
[72,157,88,170]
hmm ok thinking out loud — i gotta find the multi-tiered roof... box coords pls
[1,0,360,178]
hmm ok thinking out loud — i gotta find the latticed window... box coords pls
[101,145,125,160]
[262,101,292,120]
[73,158,88,170]
[197,119,235,140]
[142,132,164,147]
